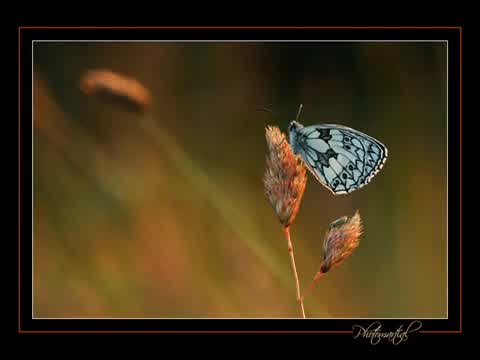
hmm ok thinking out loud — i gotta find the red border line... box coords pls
[17,330,463,334]
[18,330,353,334]
[459,26,463,334]
[18,26,22,332]
[18,26,462,30]
[19,26,462,334]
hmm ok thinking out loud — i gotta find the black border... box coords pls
[19,27,462,335]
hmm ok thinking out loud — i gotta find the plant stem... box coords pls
[301,270,324,302]
[283,226,306,319]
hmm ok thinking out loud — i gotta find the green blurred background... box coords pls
[33,42,447,318]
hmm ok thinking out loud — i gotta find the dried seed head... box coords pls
[80,69,151,113]
[320,211,363,273]
[264,126,307,227]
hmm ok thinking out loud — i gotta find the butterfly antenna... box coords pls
[256,107,276,118]
[295,104,304,122]
[256,107,273,113]
[256,107,278,127]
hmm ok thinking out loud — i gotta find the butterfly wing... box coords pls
[294,124,388,194]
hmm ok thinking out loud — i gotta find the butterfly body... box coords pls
[288,120,388,195]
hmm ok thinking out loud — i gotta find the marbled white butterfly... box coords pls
[288,105,388,195]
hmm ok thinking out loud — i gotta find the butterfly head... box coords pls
[289,104,305,134]
[288,120,303,133]
[288,104,305,154]
[288,121,303,154]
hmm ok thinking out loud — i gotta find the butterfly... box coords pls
[288,105,388,195]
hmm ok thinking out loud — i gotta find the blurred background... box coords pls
[33,41,447,318]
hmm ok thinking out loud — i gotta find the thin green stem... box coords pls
[283,226,305,319]
[301,270,324,302]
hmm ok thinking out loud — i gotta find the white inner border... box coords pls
[31,40,449,320]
